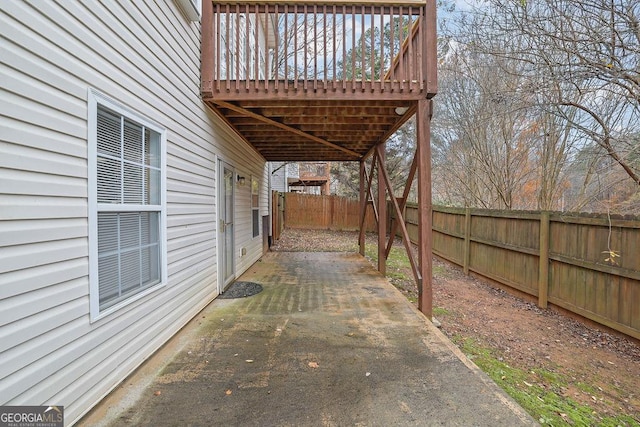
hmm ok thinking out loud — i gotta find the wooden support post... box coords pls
[417,99,432,318]
[359,160,366,256]
[377,142,387,276]
[201,0,214,97]
[538,211,550,308]
[463,207,471,275]
[425,0,438,96]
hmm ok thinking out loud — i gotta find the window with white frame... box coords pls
[88,90,166,319]
[251,176,259,238]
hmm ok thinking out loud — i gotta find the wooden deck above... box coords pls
[201,0,437,161]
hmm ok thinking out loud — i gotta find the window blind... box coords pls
[96,106,162,310]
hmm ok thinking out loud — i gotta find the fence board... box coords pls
[282,192,377,231]
[428,206,640,341]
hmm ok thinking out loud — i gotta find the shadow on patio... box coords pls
[80,251,536,426]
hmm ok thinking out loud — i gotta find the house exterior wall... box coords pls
[269,162,288,193]
[0,1,267,424]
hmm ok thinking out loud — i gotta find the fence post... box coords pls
[538,211,550,308]
[463,208,471,275]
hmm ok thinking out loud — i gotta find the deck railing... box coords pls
[201,1,436,97]
[299,162,330,179]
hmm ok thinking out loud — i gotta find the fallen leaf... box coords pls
[308,361,319,368]
[523,381,533,387]
[365,372,371,377]
[246,359,254,363]
[154,390,161,396]
[225,389,232,395]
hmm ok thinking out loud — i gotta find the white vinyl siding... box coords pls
[2,0,268,424]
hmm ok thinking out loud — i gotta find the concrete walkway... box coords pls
[81,252,537,426]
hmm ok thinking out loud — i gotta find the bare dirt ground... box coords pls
[271,228,640,424]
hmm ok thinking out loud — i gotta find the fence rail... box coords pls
[280,193,640,340]
[422,206,640,340]
[282,192,377,231]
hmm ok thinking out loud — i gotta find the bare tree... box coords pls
[433,39,537,209]
[477,0,640,187]
[433,0,640,212]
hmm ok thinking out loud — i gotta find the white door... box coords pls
[218,161,235,292]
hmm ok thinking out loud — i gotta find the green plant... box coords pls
[455,337,639,427]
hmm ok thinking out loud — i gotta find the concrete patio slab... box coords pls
[80,252,537,426]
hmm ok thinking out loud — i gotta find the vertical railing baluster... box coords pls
[342,6,356,89]
[304,5,308,90]
[418,6,424,91]
[398,6,404,91]
[332,4,344,90]
[215,3,221,92]
[245,4,250,90]
[389,6,395,89]
[360,5,365,89]
[323,5,328,89]
[313,5,318,90]
[265,4,270,93]
[342,5,346,90]
[235,4,240,91]
[370,5,374,87]
[254,5,259,91]
[351,6,356,91]
[274,5,279,91]
[284,4,289,90]
[408,7,413,92]
[294,5,298,90]
[225,4,230,91]
[380,7,384,90]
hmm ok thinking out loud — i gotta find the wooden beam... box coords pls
[205,103,264,160]
[206,81,428,101]
[213,100,361,159]
[362,103,417,160]
[417,98,432,318]
[359,160,366,256]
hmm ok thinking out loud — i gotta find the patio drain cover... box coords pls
[219,281,263,299]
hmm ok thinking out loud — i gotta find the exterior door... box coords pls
[218,161,235,292]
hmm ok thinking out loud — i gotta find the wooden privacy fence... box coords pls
[280,192,377,231]
[281,193,640,340]
[424,206,640,341]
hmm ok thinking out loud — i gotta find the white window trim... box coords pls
[88,88,168,322]
[251,175,260,239]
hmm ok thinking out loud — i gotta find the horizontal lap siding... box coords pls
[0,0,266,424]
